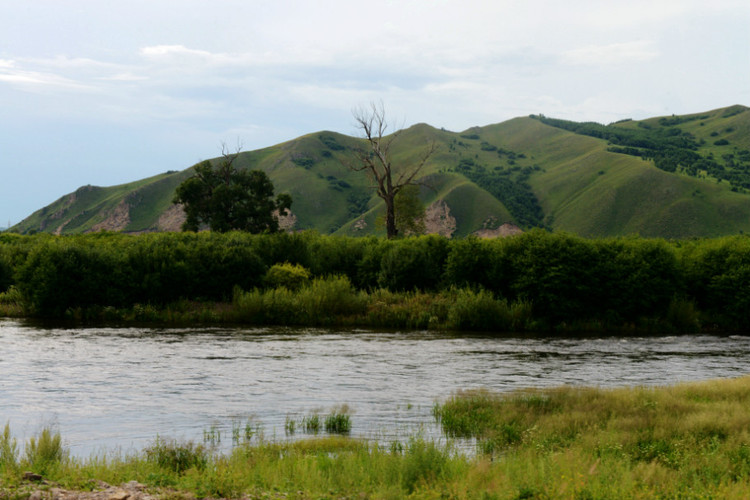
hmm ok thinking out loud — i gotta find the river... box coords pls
[1,318,749,456]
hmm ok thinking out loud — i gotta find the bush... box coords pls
[264,262,311,290]
[378,235,448,291]
[16,240,127,316]
[446,288,531,332]
[297,275,366,322]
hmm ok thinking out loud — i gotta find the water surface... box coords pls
[1,319,748,456]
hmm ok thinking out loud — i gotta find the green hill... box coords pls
[11,105,750,238]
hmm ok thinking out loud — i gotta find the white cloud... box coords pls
[141,45,213,58]
[100,72,149,82]
[562,41,659,66]
[0,65,92,90]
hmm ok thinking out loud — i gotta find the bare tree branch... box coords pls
[348,102,438,238]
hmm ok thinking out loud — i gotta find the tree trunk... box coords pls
[384,195,398,239]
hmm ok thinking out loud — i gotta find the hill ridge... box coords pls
[9,105,750,239]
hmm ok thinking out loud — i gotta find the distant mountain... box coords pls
[11,105,750,239]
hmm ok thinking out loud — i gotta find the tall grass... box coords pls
[0,423,18,471]
[435,375,750,497]
[232,275,367,326]
[23,427,66,476]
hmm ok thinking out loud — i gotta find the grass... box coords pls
[2,377,750,498]
[434,375,750,498]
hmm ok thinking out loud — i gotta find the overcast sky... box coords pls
[1,0,749,226]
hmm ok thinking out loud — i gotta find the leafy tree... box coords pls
[394,184,426,236]
[350,102,437,239]
[173,146,292,233]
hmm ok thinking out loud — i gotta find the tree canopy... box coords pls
[173,149,292,233]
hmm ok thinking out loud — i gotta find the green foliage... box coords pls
[233,275,366,325]
[14,233,266,314]
[318,134,346,151]
[394,184,426,236]
[377,235,449,291]
[173,157,292,233]
[16,239,128,316]
[534,113,750,191]
[25,427,65,475]
[0,250,12,293]
[446,288,531,332]
[145,437,208,474]
[263,262,311,290]
[454,157,545,228]
[7,230,750,331]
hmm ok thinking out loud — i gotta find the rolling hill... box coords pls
[10,105,750,239]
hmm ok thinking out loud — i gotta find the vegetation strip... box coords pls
[2,376,750,498]
[3,230,750,331]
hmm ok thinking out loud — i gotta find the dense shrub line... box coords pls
[1,230,749,330]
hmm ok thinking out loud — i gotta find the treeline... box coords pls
[1,230,750,331]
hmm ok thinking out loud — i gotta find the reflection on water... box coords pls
[1,318,749,456]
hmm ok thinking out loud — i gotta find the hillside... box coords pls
[10,105,750,239]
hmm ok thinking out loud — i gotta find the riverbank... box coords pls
[2,376,749,499]
[0,281,703,334]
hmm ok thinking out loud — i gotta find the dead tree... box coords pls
[351,102,438,239]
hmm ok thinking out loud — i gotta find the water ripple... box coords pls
[1,319,749,456]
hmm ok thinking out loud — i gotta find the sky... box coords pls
[1,0,749,227]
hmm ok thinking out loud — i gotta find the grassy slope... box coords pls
[16,172,186,234]
[481,111,750,238]
[11,105,750,238]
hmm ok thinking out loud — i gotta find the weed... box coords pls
[301,413,321,434]
[0,423,18,470]
[324,407,352,434]
[203,424,221,447]
[25,427,65,475]
[145,437,207,474]
[284,416,296,436]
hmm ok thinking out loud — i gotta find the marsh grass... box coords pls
[2,377,750,498]
[285,407,352,436]
[323,406,352,434]
[435,375,750,497]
